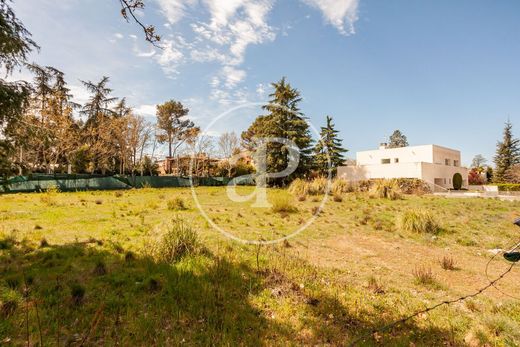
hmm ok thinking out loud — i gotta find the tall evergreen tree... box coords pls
[0,0,38,176]
[313,116,347,176]
[388,130,408,148]
[494,121,520,182]
[242,77,313,186]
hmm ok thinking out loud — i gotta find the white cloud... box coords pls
[134,104,157,117]
[156,0,198,25]
[302,0,359,35]
[221,66,246,88]
[155,0,360,88]
[114,33,124,39]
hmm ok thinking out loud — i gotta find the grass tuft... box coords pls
[370,179,402,200]
[69,283,85,305]
[154,218,199,264]
[270,195,297,214]
[167,197,188,211]
[308,177,329,195]
[288,178,309,198]
[0,287,22,318]
[399,209,441,234]
[412,266,437,286]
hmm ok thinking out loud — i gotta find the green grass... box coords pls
[0,187,519,345]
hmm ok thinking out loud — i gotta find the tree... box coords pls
[156,100,199,172]
[388,130,408,148]
[471,154,487,172]
[494,121,520,182]
[0,0,38,176]
[126,114,152,175]
[218,132,240,177]
[242,77,313,186]
[313,116,347,176]
[118,0,160,45]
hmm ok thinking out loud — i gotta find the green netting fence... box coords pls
[0,174,254,194]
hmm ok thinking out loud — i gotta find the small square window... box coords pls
[381,159,391,164]
[454,160,460,167]
[445,159,451,166]
[394,158,399,163]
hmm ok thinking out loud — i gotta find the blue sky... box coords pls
[9,0,520,164]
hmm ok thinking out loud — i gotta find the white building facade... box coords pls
[337,144,469,191]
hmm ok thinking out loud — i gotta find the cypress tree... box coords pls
[314,116,347,176]
[494,121,520,182]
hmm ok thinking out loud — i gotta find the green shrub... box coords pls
[155,218,199,263]
[288,178,309,198]
[371,179,402,200]
[399,209,440,234]
[308,177,329,195]
[271,195,298,213]
[453,173,463,190]
[167,197,188,211]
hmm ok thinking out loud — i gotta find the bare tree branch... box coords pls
[118,0,161,48]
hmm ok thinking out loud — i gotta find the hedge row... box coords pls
[495,183,520,192]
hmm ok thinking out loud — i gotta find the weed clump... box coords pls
[167,197,188,211]
[367,276,385,294]
[93,260,107,276]
[412,266,437,286]
[39,238,49,248]
[440,256,457,270]
[270,195,297,214]
[69,283,85,305]
[399,209,440,234]
[155,218,199,264]
[331,178,352,195]
[0,234,16,250]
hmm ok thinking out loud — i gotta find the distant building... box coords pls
[337,144,469,191]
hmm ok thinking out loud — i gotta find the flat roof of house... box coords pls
[358,144,461,154]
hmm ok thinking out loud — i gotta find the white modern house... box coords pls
[337,144,469,191]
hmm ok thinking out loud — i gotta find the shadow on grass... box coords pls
[0,240,294,346]
[0,238,466,346]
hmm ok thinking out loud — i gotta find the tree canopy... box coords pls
[388,130,408,148]
[494,121,520,182]
[314,115,347,176]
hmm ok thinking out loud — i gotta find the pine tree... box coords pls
[242,77,313,186]
[314,116,347,176]
[388,130,408,148]
[494,121,520,182]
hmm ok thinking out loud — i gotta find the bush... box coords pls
[308,177,329,195]
[155,218,199,263]
[288,178,309,197]
[271,195,297,214]
[395,178,431,195]
[167,197,188,211]
[453,173,463,190]
[469,169,485,185]
[399,209,440,234]
[370,179,402,200]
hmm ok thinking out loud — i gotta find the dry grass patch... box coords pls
[271,195,298,214]
[440,256,457,270]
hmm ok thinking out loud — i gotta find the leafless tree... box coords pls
[218,132,240,177]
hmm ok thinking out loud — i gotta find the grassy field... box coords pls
[1,187,520,346]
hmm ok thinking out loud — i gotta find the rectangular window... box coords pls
[381,159,391,164]
[445,159,451,166]
[394,158,399,163]
[454,160,460,167]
